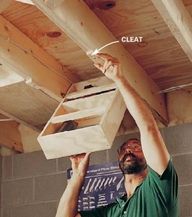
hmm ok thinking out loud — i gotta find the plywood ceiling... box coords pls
[2,0,192,90]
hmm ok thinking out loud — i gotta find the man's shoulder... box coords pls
[147,159,177,180]
[142,159,178,200]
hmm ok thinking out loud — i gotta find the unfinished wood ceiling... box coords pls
[0,0,192,153]
[2,0,192,89]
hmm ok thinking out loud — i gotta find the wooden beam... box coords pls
[0,15,73,100]
[0,108,40,132]
[0,113,9,120]
[0,0,12,13]
[0,120,23,152]
[0,66,24,87]
[167,87,192,126]
[151,0,192,62]
[0,81,58,130]
[0,121,41,154]
[118,111,138,135]
[32,0,167,121]
[15,0,34,5]
[37,0,63,8]
[18,124,41,153]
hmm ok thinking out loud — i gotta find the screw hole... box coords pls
[95,1,116,10]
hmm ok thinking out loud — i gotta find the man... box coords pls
[56,54,179,217]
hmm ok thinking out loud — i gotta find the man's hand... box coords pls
[56,153,90,217]
[94,53,122,81]
[70,153,90,178]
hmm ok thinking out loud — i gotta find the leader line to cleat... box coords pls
[90,40,120,56]
[87,36,143,57]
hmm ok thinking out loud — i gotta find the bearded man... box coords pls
[56,54,179,217]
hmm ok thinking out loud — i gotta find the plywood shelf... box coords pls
[63,90,115,110]
[51,107,105,124]
[42,115,102,136]
[38,76,126,159]
[66,83,116,100]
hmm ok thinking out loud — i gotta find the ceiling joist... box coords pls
[0,120,23,152]
[0,66,24,87]
[16,0,34,5]
[0,82,59,130]
[0,15,73,101]
[151,0,192,62]
[167,87,192,126]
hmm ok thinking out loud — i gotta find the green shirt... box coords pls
[80,160,179,217]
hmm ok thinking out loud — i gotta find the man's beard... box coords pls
[119,153,147,174]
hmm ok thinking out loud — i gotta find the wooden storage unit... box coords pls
[38,77,126,159]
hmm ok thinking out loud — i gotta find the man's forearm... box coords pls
[56,174,84,217]
[115,75,170,174]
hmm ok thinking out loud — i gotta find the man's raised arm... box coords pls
[55,153,90,217]
[94,53,170,175]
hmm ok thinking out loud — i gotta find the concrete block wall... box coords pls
[0,123,192,217]
[0,149,108,217]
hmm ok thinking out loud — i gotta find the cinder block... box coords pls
[13,151,56,178]
[58,157,71,172]
[2,178,33,206]
[173,154,192,185]
[12,202,57,217]
[1,206,12,217]
[89,150,108,165]
[34,173,67,201]
[179,185,192,217]
[163,123,192,155]
[2,156,12,180]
